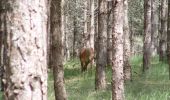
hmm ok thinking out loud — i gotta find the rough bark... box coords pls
[123,0,131,80]
[107,1,113,66]
[112,0,125,100]
[95,0,107,90]
[167,0,170,79]
[143,0,152,72]
[50,0,67,100]
[2,0,48,100]
[159,0,168,61]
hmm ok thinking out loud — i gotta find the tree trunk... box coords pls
[123,0,131,80]
[112,0,125,100]
[83,0,92,48]
[90,0,95,49]
[0,11,5,91]
[95,0,107,90]
[50,0,67,99]
[167,0,170,79]
[143,0,152,72]
[2,0,48,99]
[151,0,159,56]
[159,0,168,61]
[107,1,113,66]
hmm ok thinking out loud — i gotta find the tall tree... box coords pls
[159,0,168,61]
[90,0,95,49]
[95,0,107,90]
[151,0,159,56]
[107,0,113,66]
[2,0,48,99]
[123,0,131,80]
[112,0,125,99]
[167,0,170,79]
[50,0,67,99]
[0,11,4,91]
[143,0,152,72]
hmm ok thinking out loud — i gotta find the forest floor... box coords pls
[48,55,170,100]
[0,55,170,100]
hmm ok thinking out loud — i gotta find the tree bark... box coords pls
[107,1,113,66]
[123,0,131,80]
[90,0,95,49]
[159,0,168,61]
[2,0,48,99]
[50,0,67,99]
[167,0,170,79]
[95,0,107,90]
[143,0,152,72]
[112,0,125,100]
[151,0,159,56]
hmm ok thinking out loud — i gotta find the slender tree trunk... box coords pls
[2,0,48,99]
[107,1,113,66]
[90,0,95,49]
[129,16,134,55]
[159,0,168,61]
[123,0,131,80]
[64,16,70,61]
[167,0,170,79]
[83,0,92,48]
[0,12,4,91]
[112,0,125,100]
[151,0,159,56]
[47,0,52,69]
[95,0,107,90]
[143,0,152,72]
[50,0,67,99]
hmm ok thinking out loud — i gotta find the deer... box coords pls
[79,47,95,72]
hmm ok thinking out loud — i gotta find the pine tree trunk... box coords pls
[151,0,159,56]
[112,0,125,99]
[107,1,113,66]
[123,0,131,80]
[143,0,152,72]
[2,0,48,99]
[95,0,107,90]
[90,0,95,49]
[50,0,67,99]
[159,0,168,61]
[0,12,4,91]
[167,0,170,79]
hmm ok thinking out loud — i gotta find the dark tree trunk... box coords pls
[167,0,170,79]
[50,0,67,99]
[143,0,152,72]
[95,0,107,90]
[159,0,168,61]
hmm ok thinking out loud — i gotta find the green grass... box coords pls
[59,55,170,100]
[0,55,170,100]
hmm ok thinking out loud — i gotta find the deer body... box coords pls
[79,48,94,72]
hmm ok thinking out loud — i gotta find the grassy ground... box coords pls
[48,55,170,100]
[1,55,170,100]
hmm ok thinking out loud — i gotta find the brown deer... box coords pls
[79,48,95,72]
